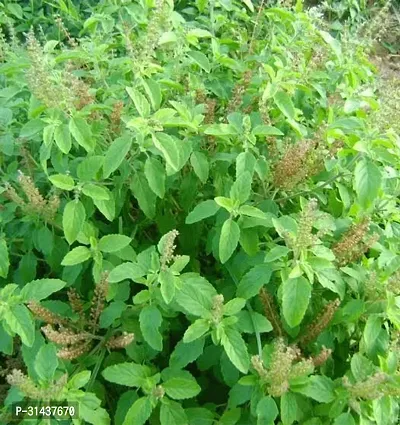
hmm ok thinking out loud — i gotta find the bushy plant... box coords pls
[0,1,399,424]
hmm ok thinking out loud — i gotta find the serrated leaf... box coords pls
[142,79,162,110]
[4,304,35,347]
[54,124,71,154]
[354,158,381,208]
[103,136,132,178]
[131,172,157,218]
[144,157,165,198]
[126,87,151,117]
[282,276,311,327]
[63,200,86,245]
[98,235,131,253]
[108,262,146,283]
[49,174,75,190]
[252,125,284,136]
[187,51,211,73]
[163,377,201,400]
[82,184,110,201]
[153,133,180,172]
[175,274,217,317]
[274,91,295,120]
[219,219,240,264]
[236,151,256,178]
[159,269,176,304]
[190,151,209,183]
[264,246,290,262]
[69,117,94,152]
[183,319,210,343]
[169,338,205,369]
[237,264,272,299]
[160,399,188,425]
[61,246,92,266]
[35,344,58,382]
[230,172,252,204]
[102,362,151,387]
[20,279,66,302]
[139,305,163,351]
[220,326,249,374]
[123,397,153,425]
[186,200,220,224]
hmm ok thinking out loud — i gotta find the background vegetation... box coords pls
[0,0,400,424]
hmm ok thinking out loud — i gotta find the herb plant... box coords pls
[0,1,399,424]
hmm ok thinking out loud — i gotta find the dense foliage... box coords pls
[0,0,400,424]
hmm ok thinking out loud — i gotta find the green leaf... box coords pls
[5,304,35,347]
[126,87,151,117]
[123,396,153,425]
[163,376,201,400]
[218,408,241,425]
[236,151,256,178]
[82,184,110,201]
[102,362,151,387]
[94,195,116,222]
[220,326,249,374]
[354,158,382,208]
[20,279,67,302]
[98,234,131,253]
[205,124,238,136]
[160,399,188,425]
[183,319,210,343]
[219,219,240,264]
[139,305,163,351]
[252,125,284,136]
[293,376,335,403]
[49,174,75,190]
[175,274,217,317]
[188,51,211,73]
[144,157,165,198]
[63,200,86,245]
[274,91,295,120]
[282,276,311,327]
[153,133,180,173]
[264,246,290,262]
[223,298,246,316]
[238,205,266,219]
[61,246,92,266]
[186,200,220,224]
[69,117,94,152]
[280,392,299,425]
[256,396,278,424]
[230,172,252,204]
[169,338,205,369]
[69,371,91,389]
[190,151,209,183]
[131,172,157,218]
[363,315,382,354]
[0,239,9,278]
[333,413,356,425]
[54,124,71,154]
[20,119,45,138]
[242,0,254,12]
[108,262,146,283]
[237,264,272,299]
[35,344,58,382]
[77,156,103,181]
[159,269,176,304]
[103,136,132,178]
[320,30,342,59]
[142,79,162,110]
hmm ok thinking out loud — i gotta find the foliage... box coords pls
[0,0,400,424]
